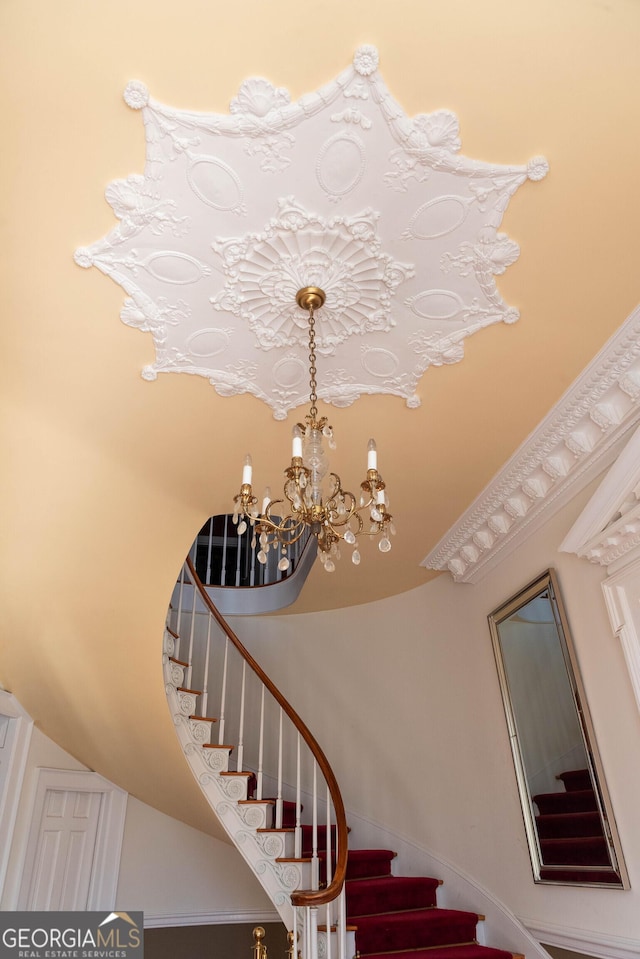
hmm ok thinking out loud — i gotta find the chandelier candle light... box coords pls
[232,287,395,573]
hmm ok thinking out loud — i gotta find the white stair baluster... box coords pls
[187,580,197,690]
[205,516,214,584]
[257,684,265,801]
[174,564,186,659]
[311,762,319,890]
[294,732,301,858]
[338,888,346,959]
[237,660,246,772]
[275,708,283,829]
[235,521,242,587]
[218,636,228,745]
[310,907,319,959]
[201,614,211,717]
[325,783,332,921]
[221,515,229,586]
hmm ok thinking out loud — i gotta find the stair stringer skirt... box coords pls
[163,630,304,935]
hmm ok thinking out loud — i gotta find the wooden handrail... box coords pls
[186,556,348,908]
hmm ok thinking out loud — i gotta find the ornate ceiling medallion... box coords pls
[75,46,547,419]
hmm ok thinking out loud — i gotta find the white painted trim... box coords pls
[143,909,281,928]
[17,767,128,910]
[602,560,640,717]
[422,304,640,582]
[0,691,33,902]
[560,422,640,555]
[522,918,640,959]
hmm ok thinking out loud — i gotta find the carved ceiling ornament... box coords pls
[75,46,547,418]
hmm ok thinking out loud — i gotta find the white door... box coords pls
[19,787,103,909]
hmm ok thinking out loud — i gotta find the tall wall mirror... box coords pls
[488,569,628,887]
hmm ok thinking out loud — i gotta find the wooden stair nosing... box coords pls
[275,856,313,864]
[177,686,203,696]
[203,743,234,751]
[189,714,218,723]
[238,798,275,806]
[169,655,189,667]
[257,827,295,834]
[166,626,179,640]
[219,770,254,778]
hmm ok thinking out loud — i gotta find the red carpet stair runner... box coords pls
[533,768,616,883]
[291,816,522,959]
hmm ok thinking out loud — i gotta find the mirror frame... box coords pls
[488,569,628,887]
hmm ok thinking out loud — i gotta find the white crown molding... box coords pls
[75,46,546,418]
[522,918,640,959]
[422,304,640,582]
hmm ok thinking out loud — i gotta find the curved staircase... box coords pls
[163,557,528,959]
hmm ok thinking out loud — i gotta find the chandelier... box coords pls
[232,287,395,573]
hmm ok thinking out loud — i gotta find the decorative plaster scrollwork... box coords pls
[210,197,414,353]
[188,719,212,744]
[218,777,248,801]
[202,748,228,772]
[255,833,285,859]
[177,692,197,715]
[239,805,266,829]
[168,662,184,687]
[77,46,546,415]
[163,631,175,657]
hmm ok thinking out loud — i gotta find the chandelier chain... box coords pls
[307,305,318,421]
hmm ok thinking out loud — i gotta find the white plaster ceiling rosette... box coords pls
[75,46,547,419]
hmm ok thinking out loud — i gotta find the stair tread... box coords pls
[352,908,480,925]
[189,715,218,723]
[238,799,275,806]
[203,743,234,750]
[257,827,295,834]
[351,907,481,954]
[169,656,189,667]
[177,686,203,696]
[220,770,253,777]
[360,948,517,959]
[347,876,442,918]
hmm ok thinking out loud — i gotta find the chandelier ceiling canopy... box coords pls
[75,46,547,420]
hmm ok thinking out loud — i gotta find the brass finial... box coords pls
[252,926,267,959]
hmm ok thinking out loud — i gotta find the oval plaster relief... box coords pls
[188,157,243,211]
[408,290,463,320]
[273,356,307,389]
[361,347,399,378]
[146,252,206,284]
[316,134,366,197]
[187,328,230,357]
[409,196,468,239]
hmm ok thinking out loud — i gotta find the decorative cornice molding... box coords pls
[422,305,640,582]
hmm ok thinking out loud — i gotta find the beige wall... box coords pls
[230,482,640,947]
